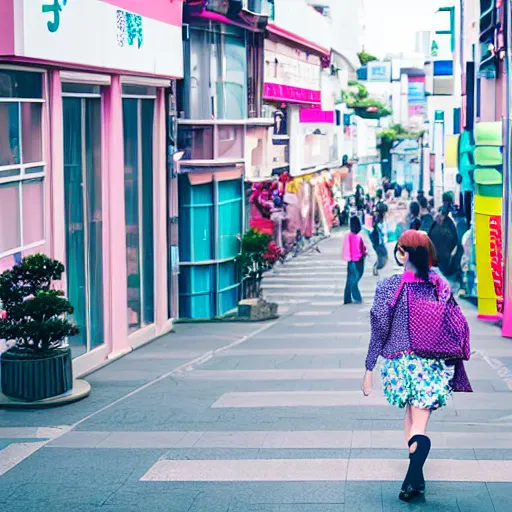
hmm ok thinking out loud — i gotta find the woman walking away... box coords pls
[343,216,367,304]
[361,230,472,502]
[370,212,388,276]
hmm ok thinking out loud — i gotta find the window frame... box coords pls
[122,94,157,331]
[0,67,46,259]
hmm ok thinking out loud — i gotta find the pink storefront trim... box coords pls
[3,56,182,80]
[299,109,335,124]
[101,0,183,27]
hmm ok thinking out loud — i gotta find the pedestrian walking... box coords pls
[418,196,434,233]
[361,230,472,502]
[408,201,421,230]
[342,216,367,304]
[370,212,388,275]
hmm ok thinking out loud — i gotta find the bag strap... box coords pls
[385,278,407,341]
[389,279,406,308]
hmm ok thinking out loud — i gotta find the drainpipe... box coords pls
[502,0,512,338]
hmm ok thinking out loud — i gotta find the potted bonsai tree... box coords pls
[0,254,79,402]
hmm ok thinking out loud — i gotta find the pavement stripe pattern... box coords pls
[3,232,512,511]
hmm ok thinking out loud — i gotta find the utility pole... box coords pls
[502,0,512,337]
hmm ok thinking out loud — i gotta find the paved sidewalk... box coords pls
[1,231,512,511]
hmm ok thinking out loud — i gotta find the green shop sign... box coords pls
[42,0,68,33]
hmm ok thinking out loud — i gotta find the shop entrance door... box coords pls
[62,91,104,358]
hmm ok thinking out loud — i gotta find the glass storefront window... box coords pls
[123,97,155,332]
[22,179,44,246]
[21,103,43,164]
[63,92,104,358]
[0,182,21,253]
[185,27,247,120]
[218,35,247,120]
[0,69,43,99]
[0,69,46,260]
[0,103,21,166]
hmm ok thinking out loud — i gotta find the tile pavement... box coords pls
[1,231,512,511]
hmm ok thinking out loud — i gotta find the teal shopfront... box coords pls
[178,168,243,319]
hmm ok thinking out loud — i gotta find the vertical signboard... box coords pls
[408,76,426,118]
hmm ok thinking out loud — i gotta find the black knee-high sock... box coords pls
[403,435,431,491]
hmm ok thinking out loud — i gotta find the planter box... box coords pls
[238,298,278,321]
[1,346,73,402]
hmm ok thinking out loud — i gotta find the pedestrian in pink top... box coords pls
[343,216,367,304]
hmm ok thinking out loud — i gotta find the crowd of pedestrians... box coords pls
[343,181,467,293]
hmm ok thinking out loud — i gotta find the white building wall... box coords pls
[306,0,365,71]
[391,80,402,124]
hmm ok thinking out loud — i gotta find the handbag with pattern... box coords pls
[390,279,470,361]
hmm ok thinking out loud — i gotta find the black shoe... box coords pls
[399,435,431,502]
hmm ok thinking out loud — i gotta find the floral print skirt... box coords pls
[380,353,455,411]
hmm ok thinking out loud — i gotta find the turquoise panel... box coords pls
[178,177,214,263]
[179,265,214,319]
[218,179,243,260]
[476,183,503,197]
[178,176,243,319]
[217,261,240,316]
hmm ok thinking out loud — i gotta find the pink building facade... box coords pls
[0,0,184,375]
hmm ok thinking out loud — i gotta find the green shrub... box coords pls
[0,254,79,353]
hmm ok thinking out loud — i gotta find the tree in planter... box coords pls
[0,254,79,402]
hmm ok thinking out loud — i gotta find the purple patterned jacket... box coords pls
[365,271,472,392]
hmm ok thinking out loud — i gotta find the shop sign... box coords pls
[264,84,320,104]
[489,215,504,314]
[17,0,183,77]
[408,77,426,118]
[264,40,321,104]
[367,61,391,82]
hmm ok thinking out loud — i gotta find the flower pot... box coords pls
[1,346,73,402]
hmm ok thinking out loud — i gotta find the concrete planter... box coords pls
[238,298,278,321]
[1,346,73,402]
